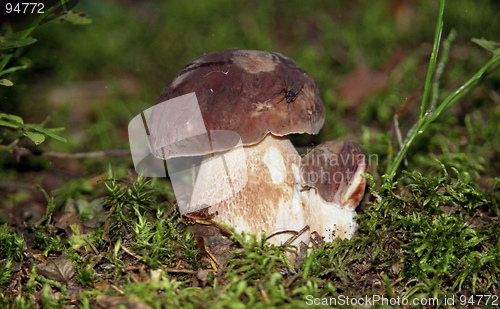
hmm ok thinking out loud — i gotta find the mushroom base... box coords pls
[190,134,310,251]
[305,190,358,242]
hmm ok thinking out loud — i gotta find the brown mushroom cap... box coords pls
[300,141,367,209]
[148,49,324,159]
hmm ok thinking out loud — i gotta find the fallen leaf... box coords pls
[52,11,92,25]
[391,262,404,275]
[338,63,388,108]
[55,211,82,232]
[338,48,408,108]
[0,79,14,86]
[35,253,75,284]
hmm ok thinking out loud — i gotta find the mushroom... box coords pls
[300,141,368,242]
[144,49,368,258]
[147,49,324,249]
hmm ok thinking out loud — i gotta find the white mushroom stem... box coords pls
[190,134,310,249]
[303,191,358,242]
[190,136,367,261]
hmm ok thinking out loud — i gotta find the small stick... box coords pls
[162,268,214,275]
[0,144,132,159]
[111,284,125,295]
[84,238,100,255]
[121,245,145,262]
[392,116,408,167]
[207,254,218,272]
[207,219,233,237]
[265,225,310,245]
[259,284,271,304]
[205,245,220,268]
[391,277,404,287]
[194,219,212,225]
[284,226,310,245]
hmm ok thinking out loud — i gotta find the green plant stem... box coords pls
[431,29,456,110]
[386,0,500,179]
[385,0,446,177]
[419,0,445,118]
[387,30,456,177]
[422,54,500,131]
[388,54,500,179]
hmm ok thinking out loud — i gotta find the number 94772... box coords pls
[5,3,44,14]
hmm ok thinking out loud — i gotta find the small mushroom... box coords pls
[148,49,325,248]
[300,141,368,242]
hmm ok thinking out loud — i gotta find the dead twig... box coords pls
[265,225,310,245]
[110,284,125,295]
[163,268,213,275]
[258,284,271,304]
[120,245,145,262]
[0,144,132,159]
[391,84,425,167]
[204,246,220,271]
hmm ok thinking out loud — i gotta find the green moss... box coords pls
[0,224,24,262]
[305,169,499,305]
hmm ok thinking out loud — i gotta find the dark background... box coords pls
[1,0,500,189]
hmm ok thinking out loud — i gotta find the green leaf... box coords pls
[0,79,13,86]
[44,129,67,143]
[0,119,21,128]
[1,113,24,124]
[24,130,46,145]
[52,11,92,25]
[0,64,30,77]
[0,37,38,50]
[472,38,500,56]
[25,124,67,142]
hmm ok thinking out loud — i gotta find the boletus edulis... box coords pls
[145,49,367,262]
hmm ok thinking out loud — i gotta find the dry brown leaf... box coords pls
[54,211,82,233]
[35,252,75,284]
[338,48,408,108]
[338,63,388,108]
